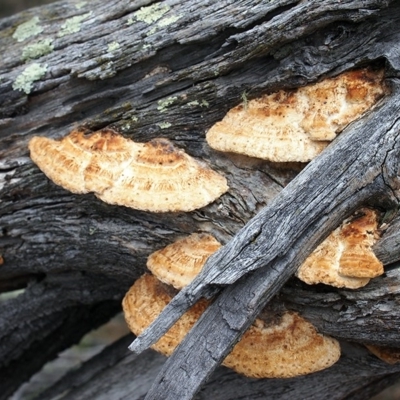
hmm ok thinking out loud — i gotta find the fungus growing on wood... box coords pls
[296,209,383,288]
[122,273,209,357]
[29,129,228,212]
[123,274,340,378]
[223,311,340,378]
[365,345,400,364]
[147,233,222,289]
[206,68,385,162]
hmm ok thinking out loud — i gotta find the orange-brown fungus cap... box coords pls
[122,274,209,356]
[147,233,222,289]
[225,311,340,378]
[297,209,383,289]
[206,68,385,162]
[365,345,400,364]
[29,130,228,212]
[123,274,340,378]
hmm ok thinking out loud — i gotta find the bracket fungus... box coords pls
[146,233,222,289]
[365,345,400,364]
[29,129,228,212]
[122,273,341,378]
[206,68,385,162]
[296,208,383,288]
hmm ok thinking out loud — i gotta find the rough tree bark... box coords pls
[2,0,400,399]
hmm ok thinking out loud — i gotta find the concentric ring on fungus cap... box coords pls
[146,233,222,289]
[206,68,385,162]
[297,208,383,289]
[122,274,341,378]
[29,129,229,212]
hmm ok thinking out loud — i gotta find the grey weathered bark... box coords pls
[2,0,400,399]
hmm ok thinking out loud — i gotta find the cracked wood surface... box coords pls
[2,0,400,399]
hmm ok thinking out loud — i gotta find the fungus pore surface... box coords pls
[29,129,228,212]
[206,68,385,162]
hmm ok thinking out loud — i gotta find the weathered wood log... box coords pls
[2,0,400,398]
[28,334,400,400]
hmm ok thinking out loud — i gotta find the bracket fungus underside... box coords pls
[122,274,341,379]
[206,68,386,162]
[29,129,228,212]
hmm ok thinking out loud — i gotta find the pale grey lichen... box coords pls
[157,122,172,129]
[22,39,54,61]
[75,1,87,9]
[157,97,177,112]
[13,63,47,94]
[157,14,181,27]
[13,17,43,42]
[187,99,210,108]
[107,41,120,52]
[58,12,92,37]
[134,4,170,24]
[146,26,158,36]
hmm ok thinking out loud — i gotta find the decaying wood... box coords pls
[139,83,400,399]
[2,0,400,399]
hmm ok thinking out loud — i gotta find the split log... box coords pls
[2,0,400,399]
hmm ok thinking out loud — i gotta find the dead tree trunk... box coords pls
[2,0,400,399]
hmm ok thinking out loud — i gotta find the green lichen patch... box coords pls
[157,14,181,27]
[157,96,177,113]
[75,1,87,9]
[157,121,172,129]
[186,99,210,108]
[107,41,120,52]
[13,16,43,42]
[146,26,158,36]
[22,39,54,61]
[134,4,170,24]
[13,63,47,94]
[58,12,92,37]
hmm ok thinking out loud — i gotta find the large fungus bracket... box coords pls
[130,79,400,399]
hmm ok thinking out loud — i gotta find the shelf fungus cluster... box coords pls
[123,233,341,379]
[29,129,228,212]
[296,208,383,289]
[206,68,385,162]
